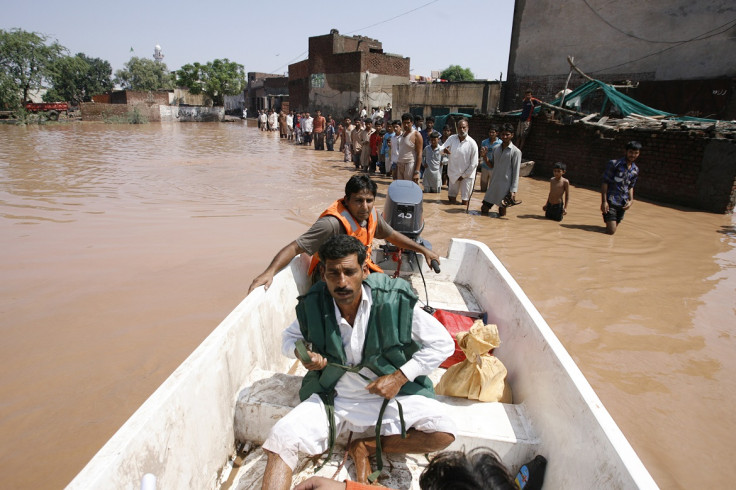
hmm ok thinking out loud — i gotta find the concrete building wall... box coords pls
[224,93,244,113]
[160,105,224,122]
[172,88,206,106]
[505,0,736,113]
[393,82,502,119]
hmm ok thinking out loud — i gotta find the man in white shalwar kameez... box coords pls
[442,118,478,205]
[261,235,456,489]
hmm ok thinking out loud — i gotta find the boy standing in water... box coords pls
[601,141,641,235]
[543,162,569,221]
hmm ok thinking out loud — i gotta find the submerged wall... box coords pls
[160,106,224,122]
[469,114,736,213]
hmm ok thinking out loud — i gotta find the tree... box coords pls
[440,65,475,82]
[0,28,64,108]
[44,53,113,104]
[114,56,173,91]
[175,58,245,106]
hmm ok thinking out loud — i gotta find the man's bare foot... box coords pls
[348,439,372,483]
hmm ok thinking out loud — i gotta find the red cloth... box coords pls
[432,309,481,368]
[369,132,382,156]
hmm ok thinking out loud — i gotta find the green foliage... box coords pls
[0,28,64,108]
[114,56,173,91]
[102,107,149,124]
[0,71,20,111]
[440,65,475,82]
[44,53,113,103]
[175,58,245,106]
[176,62,204,94]
[126,106,148,124]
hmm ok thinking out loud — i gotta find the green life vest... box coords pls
[294,272,435,402]
[294,272,436,481]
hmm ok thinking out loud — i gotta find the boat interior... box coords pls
[223,251,537,489]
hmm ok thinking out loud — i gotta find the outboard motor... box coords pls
[383,180,424,239]
[375,181,436,274]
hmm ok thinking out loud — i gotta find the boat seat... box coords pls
[234,369,539,464]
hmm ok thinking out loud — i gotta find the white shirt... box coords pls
[286,114,293,128]
[389,133,401,164]
[302,117,314,132]
[282,283,454,398]
[441,134,479,181]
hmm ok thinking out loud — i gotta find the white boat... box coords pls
[66,238,658,489]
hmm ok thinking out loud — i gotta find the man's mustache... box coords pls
[334,287,352,294]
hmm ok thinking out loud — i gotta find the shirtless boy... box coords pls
[542,162,569,221]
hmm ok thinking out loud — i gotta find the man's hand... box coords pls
[601,201,609,214]
[295,349,328,371]
[247,272,274,295]
[294,476,346,490]
[423,249,440,270]
[366,370,408,399]
[443,148,451,155]
[622,200,633,210]
[458,176,464,181]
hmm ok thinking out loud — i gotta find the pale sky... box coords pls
[1,0,515,81]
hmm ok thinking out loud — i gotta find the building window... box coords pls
[458,107,475,115]
[409,106,424,117]
[431,107,450,117]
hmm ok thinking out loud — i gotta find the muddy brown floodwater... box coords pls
[0,121,734,489]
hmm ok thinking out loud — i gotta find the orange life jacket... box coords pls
[307,199,383,275]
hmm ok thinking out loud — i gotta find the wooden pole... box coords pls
[559,57,575,109]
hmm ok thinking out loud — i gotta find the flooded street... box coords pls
[1,121,734,489]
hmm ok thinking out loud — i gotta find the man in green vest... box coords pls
[261,235,456,489]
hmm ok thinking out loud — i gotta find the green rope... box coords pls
[296,340,409,480]
[367,398,406,484]
[312,392,337,473]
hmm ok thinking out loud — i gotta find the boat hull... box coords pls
[67,239,657,489]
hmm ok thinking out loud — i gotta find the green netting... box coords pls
[515,79,716,123]
[433,112,472,132]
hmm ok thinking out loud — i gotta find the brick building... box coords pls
[468,114,736,213]
[82,90,171,122]
[245,72,289,115]
[288,29,410,117]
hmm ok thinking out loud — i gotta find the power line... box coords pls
[268,0,442,73]
[345,0,441,35]
[589,15,736,73]
[582,0,736,45]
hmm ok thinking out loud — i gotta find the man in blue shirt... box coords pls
[479,125,502,192]
[517,90,541,150]
[601,141,641,235]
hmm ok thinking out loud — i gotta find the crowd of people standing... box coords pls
[252,96,641,234]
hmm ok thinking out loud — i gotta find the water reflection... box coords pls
[0,120,734,489]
